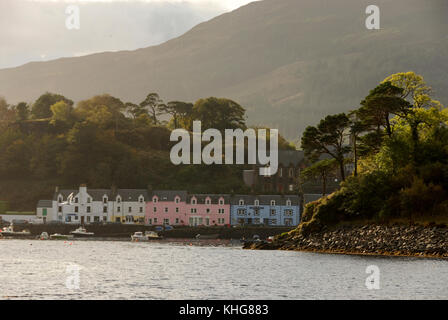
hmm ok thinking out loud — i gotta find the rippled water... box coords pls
[0,239,447,299]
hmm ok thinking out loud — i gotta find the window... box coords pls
[164,207,168,213]
[58,196,63,203]
[175,197,180,204]
[128,207,132,213]
[75,206,78,213]
[191,198,197,205]
[253,218,260,224]
[139,207,143,213]
[254,200,259,206]
[284,218,293,226]
[103,197,108,204]
[115,217,121,223]
[87,206,91,213]
[103,216,107,222]
[289,184,294,192]
[237,209,246,216]
[219,199,224,205]
[153,197,158,203]
[117,207,121,213]
[190,208,197,214]
[270,219,277,225]
[239,199,244,206]
[205,198,211,205]
[126,215,134,223]
[139,197,144,203]
[103,206,107,213]
[175,218,179,224]
[74,198,78,203]
[175,207,179,213]
[117,197,121,203]
[147,218,152,225]
[94,216,99,222]
[74,216,78,220]
[289,168,294,177]
[285,209,293,216]
[87,216,91,222]
[154,218,158,223]
[87,198,91,203]
[218,208,225,214]
[153,207,157,213]
[138,217,144,223]
[58,206,62,213]
[254,208,260,216]
[286,200,291,206]
[270,209,276,216]
[270,200,276,206]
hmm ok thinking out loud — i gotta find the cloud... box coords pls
[0,0,256,69]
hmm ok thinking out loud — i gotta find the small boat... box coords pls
[70,227,94,237]
[39,232,49,240]
[131,231,162,241]
[50,233,74,240]
[0,226,31,238]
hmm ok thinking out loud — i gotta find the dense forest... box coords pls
[0,93,294,211]
[299,72,448,231]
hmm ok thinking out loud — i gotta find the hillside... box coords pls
[0,0,447,140]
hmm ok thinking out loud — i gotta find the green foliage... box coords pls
[31,92,73,119]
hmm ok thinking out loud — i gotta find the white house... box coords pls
[49,185,148,224]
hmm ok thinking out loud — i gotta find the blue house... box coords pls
[230,195,300,226]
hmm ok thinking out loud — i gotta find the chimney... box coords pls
[79,184,87,194]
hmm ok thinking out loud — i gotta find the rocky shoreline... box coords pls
[244,224,448,259]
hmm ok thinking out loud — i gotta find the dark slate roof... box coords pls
[53,188,147,201]
[230,195,299,206]
[187,194,231,204]
[303,194,324,204]
[151,190,188,202]
[37,200,52,208]
[115,189,148,201]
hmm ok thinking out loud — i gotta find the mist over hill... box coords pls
[1,0,447,140]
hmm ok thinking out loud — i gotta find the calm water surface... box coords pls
[0,239,447,299]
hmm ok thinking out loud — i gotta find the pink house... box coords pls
[145,191,230,227]
[146,190,188,226]
[185,194,230,226]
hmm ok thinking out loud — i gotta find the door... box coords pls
[81,216,85,225]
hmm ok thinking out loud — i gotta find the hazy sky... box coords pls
[0,0,255,69]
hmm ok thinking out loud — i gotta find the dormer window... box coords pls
[58,196,63,203]
[254,200,259,206]
[87,198,91,203]
[103,197,108,204]
[74,197,78,203]
[191,198,197,205]
[117,197,121,203]
[205,198,211,205]
[175,197,180,204]
[286,200,291,206]
[139,196,144,203]
[239,199,244,206]
[219,199,224,205]
[270,200,276,206]
[153,197,158,204]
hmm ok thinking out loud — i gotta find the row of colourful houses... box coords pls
[36,185,303,227]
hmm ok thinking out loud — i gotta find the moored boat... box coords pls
[0,225,31,238]
[70,227,94,237]
[50,233,74,240]
[39,232,49,240]
[131,231,162,241]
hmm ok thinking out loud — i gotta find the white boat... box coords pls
[50,233,74,240]
[39,232,49,240]
[70,227,94,237]
[0,225,31,238]
[131,231,162,241]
